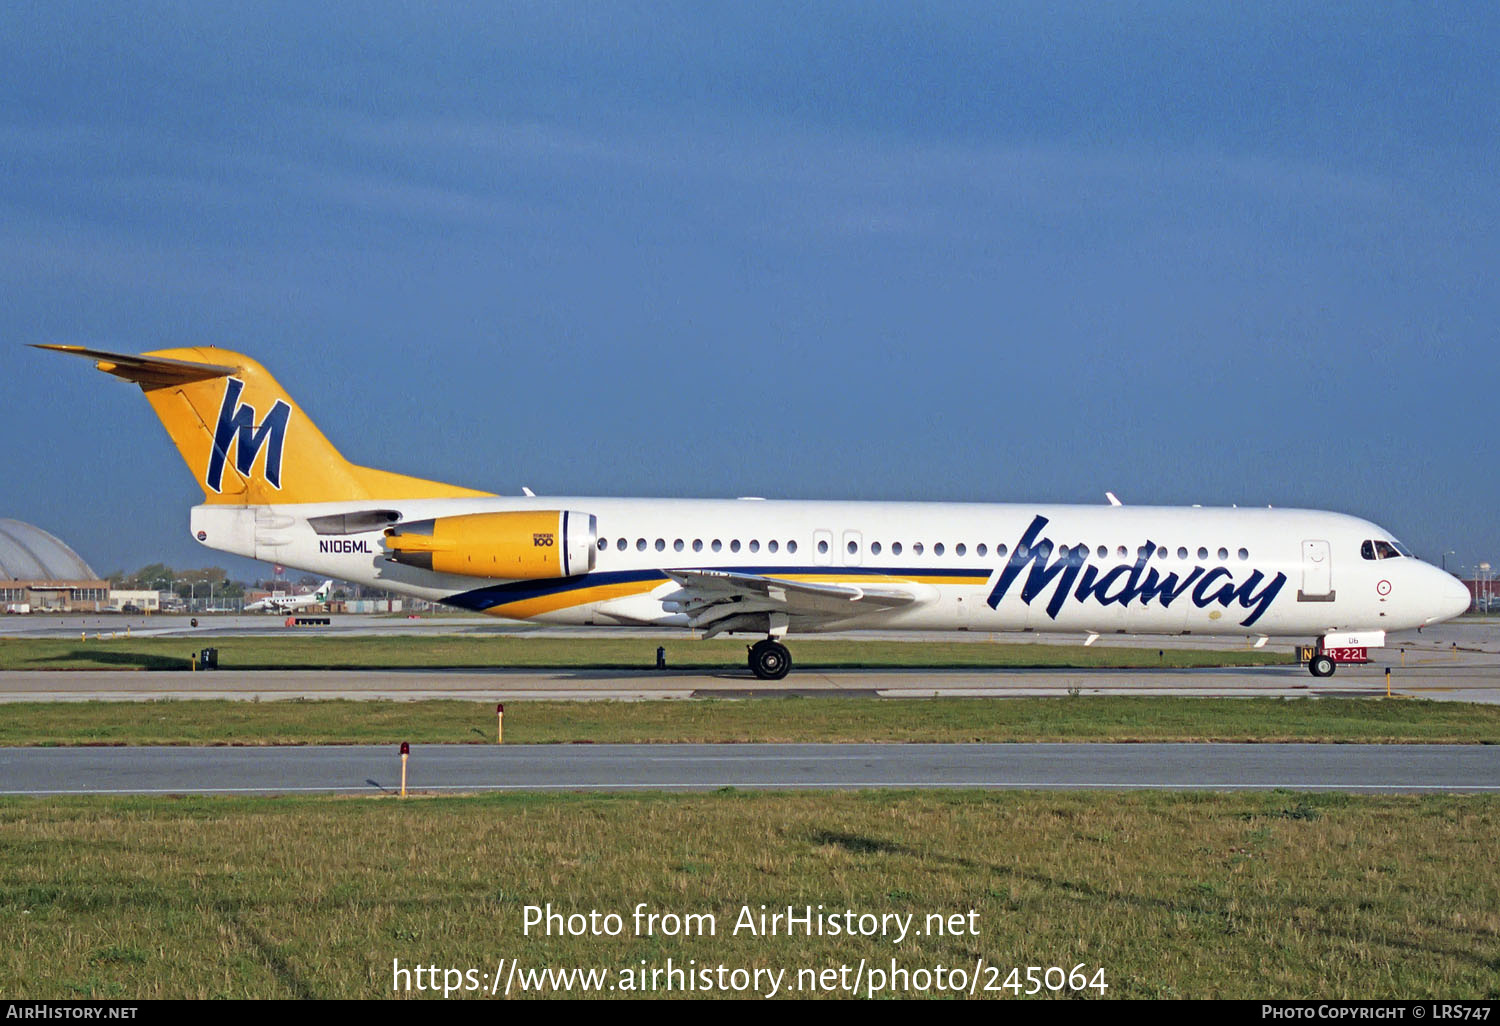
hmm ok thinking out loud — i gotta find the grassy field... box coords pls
[1,790,1495,999]
[0,634,1294,672]
[3,697,1499,746]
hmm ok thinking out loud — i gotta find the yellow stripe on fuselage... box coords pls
[482,579,665,619]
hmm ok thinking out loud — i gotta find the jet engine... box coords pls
[383,510,596,579]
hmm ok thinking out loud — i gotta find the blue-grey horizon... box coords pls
[3,3,1496,579]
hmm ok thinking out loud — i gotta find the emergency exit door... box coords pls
[1298,539,1335,601]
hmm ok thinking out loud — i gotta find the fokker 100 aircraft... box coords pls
[41,345,1471,680]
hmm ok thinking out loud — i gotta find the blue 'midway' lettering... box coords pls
[988,514,1287,628]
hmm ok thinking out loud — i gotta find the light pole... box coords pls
[175,578,200,612]
[1442,550,1456,573]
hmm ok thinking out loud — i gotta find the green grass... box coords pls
[4,697,1498,746]
[1,790,1495,999]
[0,635,1293,671]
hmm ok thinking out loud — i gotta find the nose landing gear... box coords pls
[748,639,792,680]
[1308,651,1336,678]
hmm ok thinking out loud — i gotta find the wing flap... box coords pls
[662,568,924,633]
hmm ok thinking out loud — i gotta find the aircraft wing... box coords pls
[661,568,923,637]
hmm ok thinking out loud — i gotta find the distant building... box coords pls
[106,589,163,612]
[0,519,110,613]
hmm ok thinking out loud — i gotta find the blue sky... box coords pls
[2,3,1497,578]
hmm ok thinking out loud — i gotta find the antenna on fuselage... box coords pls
[521,486,536,497]
[1105,492,1123,507]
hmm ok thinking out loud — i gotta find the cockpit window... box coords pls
[1362,539,1405,560]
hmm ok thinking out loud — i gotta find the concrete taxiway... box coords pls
[2,742,1496,795]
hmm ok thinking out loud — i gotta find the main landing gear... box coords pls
[749,639,792,681]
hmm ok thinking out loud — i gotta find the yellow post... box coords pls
[497,703,504,744]
[81,632,86,642]
[1386,667,1392,698]
[1400,648,1406,668]
[190,653,197,672]
[400,741,409,798]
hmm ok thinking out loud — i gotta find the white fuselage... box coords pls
[244,593,323,613]
[189,498,1471,642]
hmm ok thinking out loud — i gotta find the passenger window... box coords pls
[598,538,608,550]
[711,539,722,552]
[977,543,987,557]
[693,539,703,552]
[1197,547,1208,560]
[934,543,945,556]
[1217,547,1228,561]
[617,538,627,551]
[768,540,779,553]
[749,540,760,553]
[730,540,741,553]
[996,544,1008,558]
[913,542,925,555]
[636,539,647,552]
[1097,545,1108,559]
[847,540,858,555]
[787,540,798,554]
[817,540,829,554]
[673,539,684,552]
[955,543,966,556]
[891,542,902,555]
[871,541,882,555]
[1177,546,1188,560]
[1238,547,1249,561]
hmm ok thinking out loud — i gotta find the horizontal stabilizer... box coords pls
[33,344,238,388]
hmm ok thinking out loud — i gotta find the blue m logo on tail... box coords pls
[205,378,292,493]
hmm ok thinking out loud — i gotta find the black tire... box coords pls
[1309,653,1335,678]
[749,640,792,681]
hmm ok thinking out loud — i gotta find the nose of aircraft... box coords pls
[1427,569,1472,624]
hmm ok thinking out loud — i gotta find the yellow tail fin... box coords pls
[38,345,492,504]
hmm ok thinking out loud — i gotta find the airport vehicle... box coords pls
[41,345,1472,679]
[244,580,334,613]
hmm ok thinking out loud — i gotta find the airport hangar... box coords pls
[0,518,110,613]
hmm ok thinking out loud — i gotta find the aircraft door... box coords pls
[1299,539,1335,601]
[813,529,834,566]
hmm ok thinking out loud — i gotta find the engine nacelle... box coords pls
[383,510,597,579]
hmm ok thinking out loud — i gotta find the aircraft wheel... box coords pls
[749,640,792,681]
[1308,653,1336,678]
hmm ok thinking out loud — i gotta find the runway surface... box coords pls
[4,660,1500,702]
[2,742,1497,795]
[6,616,1499,700]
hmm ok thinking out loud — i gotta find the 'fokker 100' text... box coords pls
[987,515,1286,627]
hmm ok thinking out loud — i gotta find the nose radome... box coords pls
[1433,572,1472,623]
